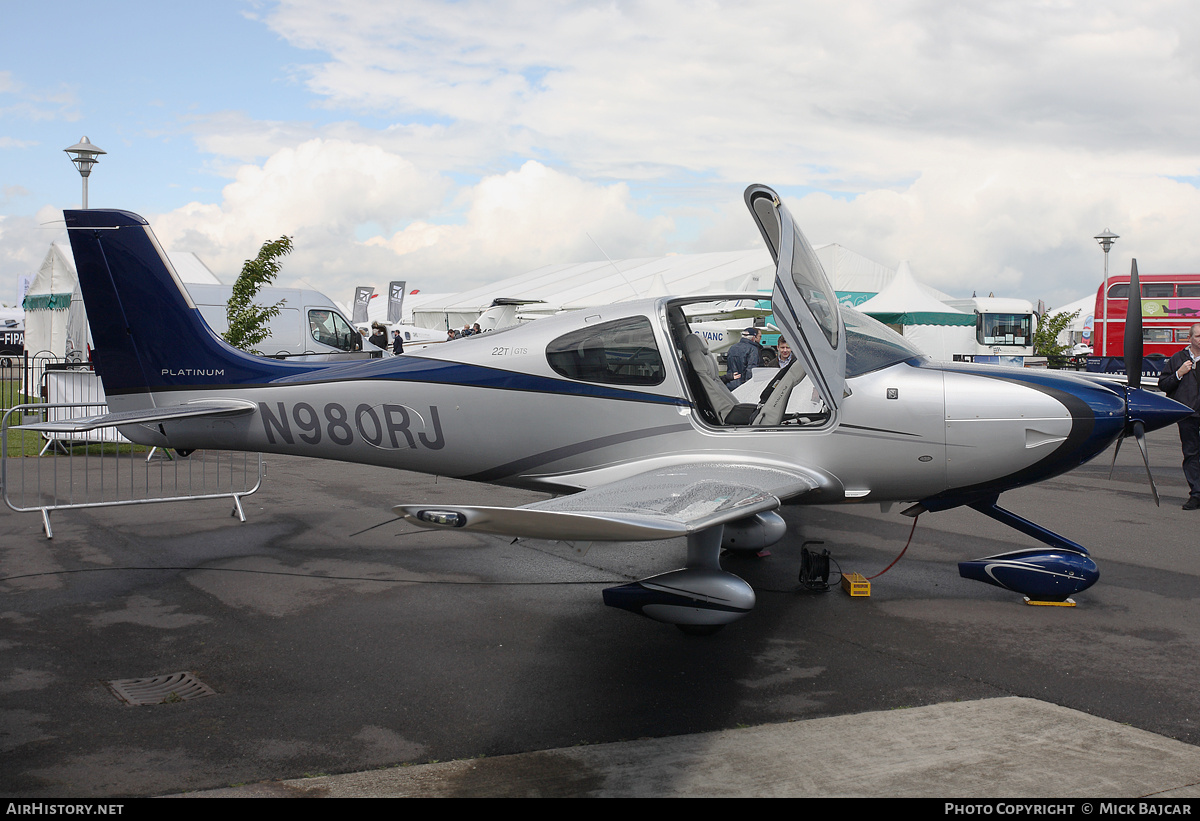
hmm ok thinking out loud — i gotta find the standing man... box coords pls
[392,329,404,356]
[725,327,763,389]
[1158,323,1200,510]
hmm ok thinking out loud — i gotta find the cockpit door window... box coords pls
[745,184,846,410]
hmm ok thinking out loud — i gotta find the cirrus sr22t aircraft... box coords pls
[38,185,1190,634]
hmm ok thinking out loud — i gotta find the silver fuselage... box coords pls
[112,295,1122,509]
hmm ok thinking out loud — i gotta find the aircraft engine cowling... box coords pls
[720,511,786,552]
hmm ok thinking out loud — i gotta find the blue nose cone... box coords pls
[1128,387,1194,433]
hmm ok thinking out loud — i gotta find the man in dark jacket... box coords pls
[1158,323,1200,509]
[725,327,762,389]
[368,324,389,351]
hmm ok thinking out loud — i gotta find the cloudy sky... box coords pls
[3,0,1200,310]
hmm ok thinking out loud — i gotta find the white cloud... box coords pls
[262,1,1200,183]
[151,139,451,289]
[230,0,1200,309]
[10,2,1200,313]
[150,147,668,299]
[367,160,674,286]
[777,148,1200,307]
[0,69,80,124]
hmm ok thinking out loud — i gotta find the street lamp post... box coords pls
[1095,228,1119,357]
[64,137,106,209]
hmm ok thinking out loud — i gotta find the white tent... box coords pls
[22,242,77,358]
[815,243,954,304]
[170,253,223,286]
[407,242,956,333]
[412,249,773,331]
[857,261,975,360]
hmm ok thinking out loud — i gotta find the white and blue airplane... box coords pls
[32,185,1190,633]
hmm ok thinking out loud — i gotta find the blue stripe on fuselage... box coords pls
[268,355,691,406]
[143,352,687,406]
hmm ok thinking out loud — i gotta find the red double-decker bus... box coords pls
[1092,273,1200,367]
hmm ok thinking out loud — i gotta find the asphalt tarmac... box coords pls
[3,426,1200,797]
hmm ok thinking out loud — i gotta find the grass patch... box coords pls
[3,428,47,459]
[2,379,36,411]
[2,394,46,457]
[4,436,154,458]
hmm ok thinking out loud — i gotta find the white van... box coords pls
[183,284,374,361]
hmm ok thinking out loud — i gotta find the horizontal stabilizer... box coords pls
[16,399,257,433]
[395,463,818,541]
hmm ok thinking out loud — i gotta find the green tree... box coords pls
[1033,309,1080,368]
[223,236,293,353]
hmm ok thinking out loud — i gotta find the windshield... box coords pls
[842,306,925,376]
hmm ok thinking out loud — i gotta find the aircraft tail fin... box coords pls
[64,209,321,397]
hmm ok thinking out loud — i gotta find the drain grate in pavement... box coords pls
[106,671,217,705]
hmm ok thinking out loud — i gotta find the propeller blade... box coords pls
[1108,430,1124,479]
[1132,420,1161,507]
[1125,259,1143,389]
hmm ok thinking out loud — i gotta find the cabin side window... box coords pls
[546,316,666,386]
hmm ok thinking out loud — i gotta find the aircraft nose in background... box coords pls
[1127,387,1193,433]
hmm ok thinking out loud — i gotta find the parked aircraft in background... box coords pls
[30,186,1190,633]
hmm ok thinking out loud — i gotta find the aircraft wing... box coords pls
[15,399,257,434]
[394,463,818,541]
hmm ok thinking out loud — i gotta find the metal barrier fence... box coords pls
[36,365,115,452]
[2,402,263,538]
[1,351,86,411]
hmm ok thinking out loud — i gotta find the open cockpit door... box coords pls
[744,184,847,410]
